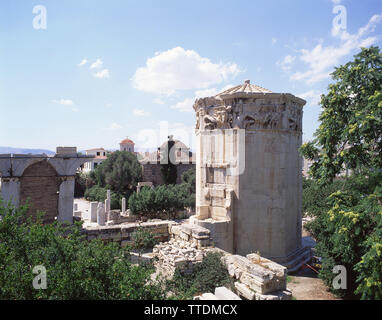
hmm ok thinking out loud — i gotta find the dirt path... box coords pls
[288,268,340,300]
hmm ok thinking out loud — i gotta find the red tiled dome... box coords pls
[120,138,135,145]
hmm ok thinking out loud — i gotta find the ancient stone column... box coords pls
[121,197,126,215]
[97,202,105,226]
[104,198,110,221]
[192,80,310,271]
[90,201,98,222]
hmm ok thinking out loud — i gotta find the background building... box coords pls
[138,139,195,186]
[120,138,135,152]
[81,148,107,172]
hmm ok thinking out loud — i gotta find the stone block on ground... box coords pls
[214,287,241,300]
[234,282,256,300]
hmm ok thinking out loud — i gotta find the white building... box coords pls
[81,148,107,172]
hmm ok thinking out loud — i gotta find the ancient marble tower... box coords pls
[191,80,310,271]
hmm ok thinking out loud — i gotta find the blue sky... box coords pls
[1,0,381,151]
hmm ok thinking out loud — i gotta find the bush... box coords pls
[305,171,382,299]
[84,186,123,210]
[0,200,164,300]
[128,184,192,219]
[165,252,234,300]
[131,227,158,255]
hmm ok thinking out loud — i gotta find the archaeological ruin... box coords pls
[0,147,92,223]
[191,80,311,271]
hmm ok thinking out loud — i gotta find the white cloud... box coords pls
[105,122,123,130]
[170,84,235,113]
[288,13,382,84]
[170,98,194,113]
[94,69,110,79]
[52,99,78,112]
[277,55,296,71]
[133,108,151,117]
[105,103,112,108]
[78,59,87,66]
[52,99,73,106]
[90,59,103,69]
[297,90,322,106]
[332,0,341,4]
[272,38,277,45]
[132,47,241,95]
[153,98,165,105]
[194,88,220,98]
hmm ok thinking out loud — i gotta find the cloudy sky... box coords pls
[0,0,381,151]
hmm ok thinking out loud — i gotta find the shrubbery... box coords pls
[128,167,195,219]
[304,172,382,299]
[84,185,123,210]
[128,184,191,219]
[132,227,158,255]
[300,47,382,300]
[0,200,164,300]
[165,252,234,300]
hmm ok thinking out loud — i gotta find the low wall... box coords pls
[82,220,175,247]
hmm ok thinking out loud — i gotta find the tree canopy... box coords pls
[91,151,142,195]
[300,46,382,183]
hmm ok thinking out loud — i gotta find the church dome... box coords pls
[120,138,135,145]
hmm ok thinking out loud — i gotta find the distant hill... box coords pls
[0,146,55,155]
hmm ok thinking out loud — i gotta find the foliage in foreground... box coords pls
[304,172,382,299]
[165,252,234,300]
[300,47,382,300]
[0,200,164,300]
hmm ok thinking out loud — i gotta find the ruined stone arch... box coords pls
[20,160,60,223]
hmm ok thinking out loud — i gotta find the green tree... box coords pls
[300,47,382,300]
[92,151,142,196]
[160,137,177,185]
[300,46,382,183]
[0,199,164,300]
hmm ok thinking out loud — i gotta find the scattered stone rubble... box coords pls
[80,206,295,300]
[153,238,206,277]
[222,253,292,300]
[152,223,213,277]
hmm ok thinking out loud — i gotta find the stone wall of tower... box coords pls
[193,91,307,265]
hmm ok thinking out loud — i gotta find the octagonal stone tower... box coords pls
[191,80,310,271]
